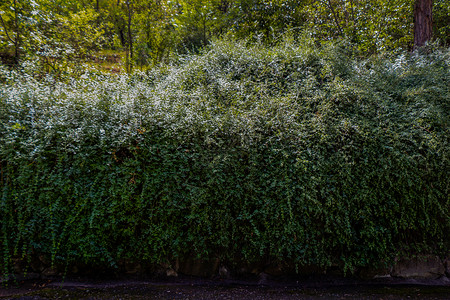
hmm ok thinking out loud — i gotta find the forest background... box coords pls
[1,0,449,73]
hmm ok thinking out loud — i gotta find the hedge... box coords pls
[1,37,449,276]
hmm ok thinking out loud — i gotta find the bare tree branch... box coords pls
[323,0,343,36]
[0,14,16,44]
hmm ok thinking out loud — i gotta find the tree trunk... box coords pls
[126,0,133,64]
[14,0,20,63]
[413,0,433,49]
[326,0,343,37]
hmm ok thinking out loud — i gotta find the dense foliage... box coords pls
[1,38,449,276]
[1,0,449,68]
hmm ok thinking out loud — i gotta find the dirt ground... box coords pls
[1,275,450,299]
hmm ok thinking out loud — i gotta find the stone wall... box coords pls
[2,254,450,284]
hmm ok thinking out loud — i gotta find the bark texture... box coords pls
[414,0,433,49]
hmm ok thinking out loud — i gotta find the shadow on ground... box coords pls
[1,275,450,299]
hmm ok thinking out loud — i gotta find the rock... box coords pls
[12,258,25,274]
[0,272,40,284]
[264,264,284,277]
[258,272,270,285]
[157,261,179,277]
[326,266,345,277]
[236,262,264,276]
[296,265,325,276]
[39,254,51,266]
[444,257,450,277]
[25,254,50,273]
[166,268,178,277]
[219,265,230,279]
[391,255,445,279]
[29,257,45,273]
[373,274,392,279]
[263,263,325,277]
[358,265,392,280]
[179,258,219,278]
[71,265,79,274]
[124,262,142,274]
[437,276,450,284]
[42,267,59,277]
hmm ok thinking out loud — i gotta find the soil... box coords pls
[1,275,450,299]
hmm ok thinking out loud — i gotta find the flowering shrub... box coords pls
[1,38,449,276]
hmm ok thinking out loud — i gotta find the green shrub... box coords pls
[0,38,449,276]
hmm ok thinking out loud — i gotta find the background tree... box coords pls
[174,0,223,51]
[0,0,104,74]
[133,0,179,66]
[433,0,449,45]
[0,0,32,64]
[2,0,449,70]
[32,1,104,75]
[226,0,306,42]
[303,0,415,53]
[125,0,133,72]
[413,0,433,48]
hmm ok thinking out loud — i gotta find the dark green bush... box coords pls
[1,39,449,276]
